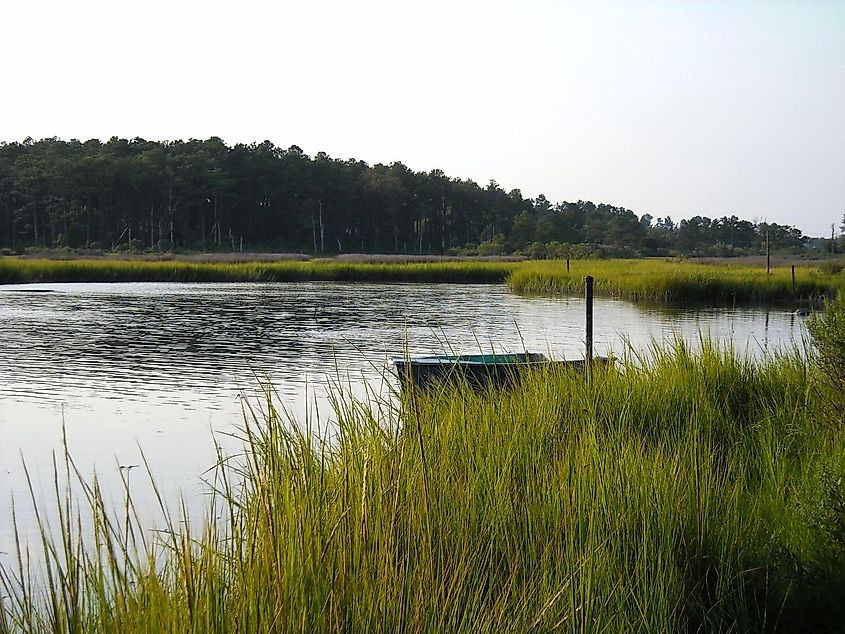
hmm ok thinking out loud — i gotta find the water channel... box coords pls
[0,281,807,551]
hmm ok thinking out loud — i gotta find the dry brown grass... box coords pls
[691,255,838,267]
[12,250,527,264]
[332,253,527,263]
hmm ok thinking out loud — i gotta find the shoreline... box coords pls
[0,255,841,306]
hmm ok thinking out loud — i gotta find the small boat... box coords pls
[392,353,607,391]
[393,275,605,392]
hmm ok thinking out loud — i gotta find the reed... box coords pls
[3,340,845,632]
[507,259,841,304]
[0,258,517,285]
[3,257,842,307]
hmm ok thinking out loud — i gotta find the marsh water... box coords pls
[0,281,807,549]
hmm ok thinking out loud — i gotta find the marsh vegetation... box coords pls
[0,138,819,259]
[3,302,845,631]
[507,259,841,305]
[3,256,844,306]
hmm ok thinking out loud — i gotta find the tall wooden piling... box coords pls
[766,228,771,274]
[585,275,594,363]
[791,265,796,302]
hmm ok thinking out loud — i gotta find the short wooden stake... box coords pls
[566,258,570,272]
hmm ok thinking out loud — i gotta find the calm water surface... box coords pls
[0,281,806,548]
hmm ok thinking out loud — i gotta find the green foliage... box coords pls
[807,297,845,398]
[0,257,519,285]
[507,258,838,304]
[0,138,811,258]
[2,257,842,307]
[0,138,530,256]
[545,240,567,258]
[114,239,146,253]
[3,344,845,630]
[818,260,844,276]
[127,238,145,253]
[517,241,543,259]
[476,233,508,256]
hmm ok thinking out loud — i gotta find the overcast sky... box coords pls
[2,0,843,236]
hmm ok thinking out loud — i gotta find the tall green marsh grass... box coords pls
[507,259,840,304]
[0,258,516,285]
[4,338,845,631]
[3,256,843,307]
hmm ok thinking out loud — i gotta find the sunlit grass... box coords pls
[3,342,845,631]
[507,258,841,304]
[0,257,517,285]
[2,257,842,306]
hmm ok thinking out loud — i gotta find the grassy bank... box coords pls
[3,256,843,307]
[507,259,840,304]
[3,339,845,631]
[0,257,517,285]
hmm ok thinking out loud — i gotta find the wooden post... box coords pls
[791,265,796,301]
[766,228,770,274]
[566,258,570,272]
[585,275,594,363]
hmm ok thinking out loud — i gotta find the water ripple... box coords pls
[0,281,807,543]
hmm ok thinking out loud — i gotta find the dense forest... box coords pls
[0,137,821,257]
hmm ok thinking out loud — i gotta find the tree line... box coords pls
[0,137,817,257]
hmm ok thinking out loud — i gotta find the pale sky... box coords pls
[2,0,843,236]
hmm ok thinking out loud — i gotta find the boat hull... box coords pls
[392,353,606,391]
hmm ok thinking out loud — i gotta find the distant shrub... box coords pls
[477,234,508,256]
[545,241,567,259]
[808,297,845,400]
[127,238,145,253]
[567,243,605,260]
[818,261,844,276]
[0,248,14,256]
[526,241,547,259]
[709,242,733,258]
[606,245,638,259]
[444,246,477,257]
